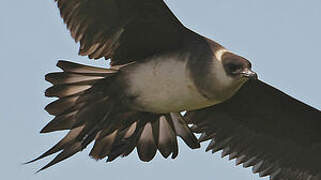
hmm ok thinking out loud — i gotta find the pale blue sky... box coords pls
[1,1,320,180]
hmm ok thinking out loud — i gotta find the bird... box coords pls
[27,0,321,180]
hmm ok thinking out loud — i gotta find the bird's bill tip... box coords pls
[240,69,258,80]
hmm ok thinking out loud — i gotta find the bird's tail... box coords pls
[27,60,199,172]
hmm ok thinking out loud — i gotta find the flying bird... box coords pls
[28,0,321,180]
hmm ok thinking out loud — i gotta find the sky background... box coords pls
[1,0,320,180]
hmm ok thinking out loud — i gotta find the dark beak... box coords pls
[240,69,258,79]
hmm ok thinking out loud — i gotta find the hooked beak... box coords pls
[240,69,258,80]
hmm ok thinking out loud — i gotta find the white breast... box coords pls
[121,54,219,113]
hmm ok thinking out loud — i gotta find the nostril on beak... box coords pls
[241,69,258,80]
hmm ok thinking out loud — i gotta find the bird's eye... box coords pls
[227,63,243,74]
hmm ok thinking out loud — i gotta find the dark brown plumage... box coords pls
[185,80,321,180]
[55,0,186,65]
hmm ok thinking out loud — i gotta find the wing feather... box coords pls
[186,79,321,180]
[53,0,186,65]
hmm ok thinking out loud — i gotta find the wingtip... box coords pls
[56,60,64,68]
[35,168,43,174]
[192,143,201,149]
[22,160,45,175]
[34,164,50,174]
[56,60,73,70]
[56,60,67,66]
[88,151,101,161]
[40,127,49,134]
[22,159,35,165]
[23,155,43,165]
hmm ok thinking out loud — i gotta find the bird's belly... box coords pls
[120,57,219,113]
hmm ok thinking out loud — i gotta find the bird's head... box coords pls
[221,51,257,80]
[190,44,258,103]
[186,38,257,103]
[207,48,257,101]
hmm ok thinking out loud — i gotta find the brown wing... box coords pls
[185,79,321,180]
[54,0,186,65]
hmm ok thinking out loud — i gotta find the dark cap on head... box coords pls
[221,52,257,79]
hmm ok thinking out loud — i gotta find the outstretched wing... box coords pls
[54,0,186,65]
[186,79,321,180]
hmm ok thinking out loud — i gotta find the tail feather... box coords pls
[89,113,200,162]
[170,113,200,149]
[157,115,178,158]
[45,95,79,115]
[89,130,119,160]
[29,60,200,172]
[45,72,107,85]
[56,60,117,74]
[123,121,137,138]
[45,84,92,98]
[36,142,82,173]
[27,126,85,164]
[27,60,117,170]
[33,98,113,171]
[40,111,77,133]
[137,122,158,161]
